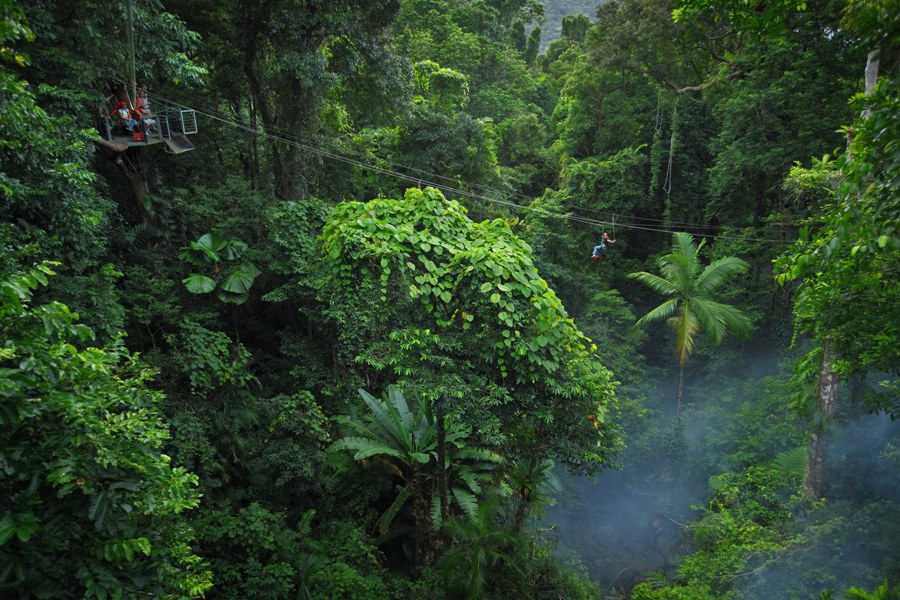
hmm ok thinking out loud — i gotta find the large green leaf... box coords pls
[182,274,216,294]
[221,239,249,261]
[376,485,411,536]
[237,261,262,277]
[328,436,405,463]
[217,290,249,305]
[177,246,213,267]
[220,266,258,294]
[390,386,414,431]
[359,388,412,452]
[0,515,16,545]
[410,452,431,464]
[179,233,227,266]
[197,232,229,254]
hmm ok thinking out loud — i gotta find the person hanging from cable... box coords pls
[590,231,615,259]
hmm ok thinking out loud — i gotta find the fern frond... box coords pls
[771,447,807,477]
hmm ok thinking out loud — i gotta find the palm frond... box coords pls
[376,484,411,536]
[431,493,442,528]
[672,232,701,277]
[771,447,807,477]
[454,447,504,465]
[696,256,750,295]
[635,298,680,329]
[445,424,470,446]
[659,251,694,291]
[694,298,753,339]
[457,467,484,494]
[669,307,700,367]
[628,271,679,297]
[540,461,563,495]
[358,388,408,449]
[712,301,753,338]
[452,487,480,523]
[690,296,727,344]
[327,436,406,462]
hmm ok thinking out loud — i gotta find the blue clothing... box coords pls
[592,244,606,257]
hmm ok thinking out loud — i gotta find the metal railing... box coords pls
[99,103,197,146]
[159,108,198,137]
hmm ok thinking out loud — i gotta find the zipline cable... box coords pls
[142,89,793,245]
[142,87,783,237]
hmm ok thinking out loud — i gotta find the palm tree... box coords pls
[328,386,500,566]
[629,232,752,416]
[438,494,523,600]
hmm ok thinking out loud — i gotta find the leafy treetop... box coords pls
[319,187,620,471]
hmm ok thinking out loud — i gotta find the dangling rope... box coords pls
[126,0,136,103]
[662,99,678,200]
[654,94,663,134]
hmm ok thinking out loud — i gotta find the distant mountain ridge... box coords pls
[539,0,605,50]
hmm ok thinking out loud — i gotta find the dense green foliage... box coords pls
[1,0,897,598]
[0,265,211,597]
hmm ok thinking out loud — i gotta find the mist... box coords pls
[546,352,900,597]
[547,467,700,591]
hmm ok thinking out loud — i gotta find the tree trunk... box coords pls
[241,10,289,200]
[511,450,537,533]
[861,49,880,118]
[248,96,259,189]
[802,341,838,501]
[411,476,435,567]
[676,363,685,418]
[111,150,157,226]
[436,401,449,528]
[802,49,878,503]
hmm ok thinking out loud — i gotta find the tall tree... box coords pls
[316,188,623,541]
[170,0,402,200]
[773,0,898,501]
[670,0,861,226]
[629,232,752,415]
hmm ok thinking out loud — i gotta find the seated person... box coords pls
[111,100,137,134]
[134,88,156,131]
